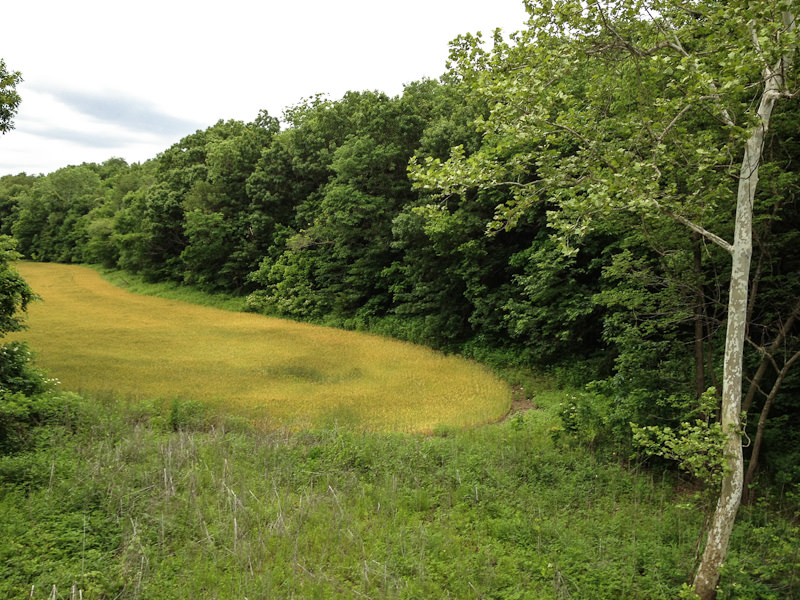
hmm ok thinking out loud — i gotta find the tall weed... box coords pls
[4,394,796,599]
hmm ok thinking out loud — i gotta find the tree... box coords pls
[12,165,104,262]
[82,158,149,267]
[0,237,34,337]
[0,235,48,399]
[0,173,37,236]
[739,182,800,501]
[249,90,433,322]
[125,117,278,290]
[0,59,22,134]
[411,1,798,597]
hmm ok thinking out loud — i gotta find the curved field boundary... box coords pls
[10,263,511,432]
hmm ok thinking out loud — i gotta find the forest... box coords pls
[2,1,800,598]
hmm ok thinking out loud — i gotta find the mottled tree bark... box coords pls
[693,74,784,600]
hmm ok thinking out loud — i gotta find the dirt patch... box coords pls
[504,385,538,418]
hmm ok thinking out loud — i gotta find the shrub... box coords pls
[0,390,78,454]
[0,341,48,396]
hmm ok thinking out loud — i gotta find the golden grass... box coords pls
[10,262,511,432]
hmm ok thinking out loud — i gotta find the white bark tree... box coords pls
[412,1,798,596]
[694,10,795,596]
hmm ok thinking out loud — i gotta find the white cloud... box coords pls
[33,87,205,138]
[0,0,528,175]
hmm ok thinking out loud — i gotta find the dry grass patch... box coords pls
[11,263,511,431]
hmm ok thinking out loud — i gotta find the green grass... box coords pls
[5,263,799,599]
[91,266,248,312]
[2,391,797,599]
[11,263,511,432]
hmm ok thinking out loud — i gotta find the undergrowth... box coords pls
[1,391,798,599]
[5,265,798,598]
[91,266,248,313]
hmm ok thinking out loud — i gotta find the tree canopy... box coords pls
[0,59,22,134]
[0,236,34,337]
[411,2,799,596]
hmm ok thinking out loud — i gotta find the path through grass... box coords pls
[12,263,510,431]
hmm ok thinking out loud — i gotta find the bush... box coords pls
[0,340,48,395]
[0,391,78,454]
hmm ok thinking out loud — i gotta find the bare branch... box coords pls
[657,104,694,143]
[785,347,800,373]
[640,40,690,57]
[542,119,595,151]
[652,199,734,253]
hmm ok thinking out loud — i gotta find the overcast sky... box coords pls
[0,0,528,177]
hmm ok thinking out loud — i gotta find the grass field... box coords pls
[11,262,510,432]
[4,388,797,599]
[5,264,799,599]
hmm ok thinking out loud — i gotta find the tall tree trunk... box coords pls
[692,75,785,600]
[693,233,707,399]
[705,309,719,394]
[742,349,800,503]
[741,297,800,503]
[743,359,769,414]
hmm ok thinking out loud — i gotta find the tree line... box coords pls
[1,61,798,494]
[2,1,800,595]
[2,84,600,362]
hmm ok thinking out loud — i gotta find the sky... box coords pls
[0,0,529,177]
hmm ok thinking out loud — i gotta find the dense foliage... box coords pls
[0,389,798,600]
[2,2,800,593]
[0,58,22,134]
[3,69,798,499]
[0,237,63,454]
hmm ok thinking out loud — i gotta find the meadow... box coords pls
[11,262,510,432]
[3,381,798,599]
[3,263,798,599]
